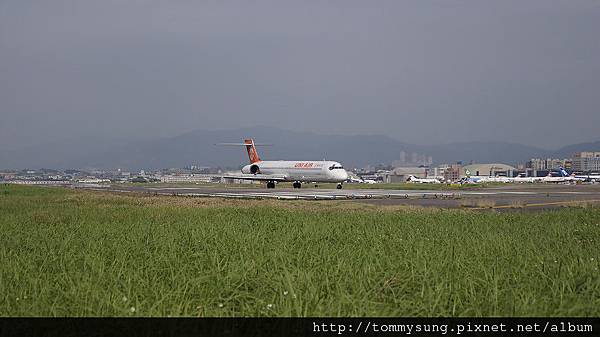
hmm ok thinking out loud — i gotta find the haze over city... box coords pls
[2,0,600,154]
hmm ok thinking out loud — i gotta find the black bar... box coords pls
[0,318,598,337]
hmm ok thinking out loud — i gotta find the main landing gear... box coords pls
[336,183,343,189]
[266,181,276,189]
[293,181,302,189]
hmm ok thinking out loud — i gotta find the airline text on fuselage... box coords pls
[294,162,324,168]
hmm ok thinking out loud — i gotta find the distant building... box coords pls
[0,172,16,181]
[382,167,427,183]
[391,151,433,167]
[443,164,463,182]
[563,160,573,170]
[572,152,600,172]
[528,158,569,171]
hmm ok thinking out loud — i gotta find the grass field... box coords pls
[1,185,599,316]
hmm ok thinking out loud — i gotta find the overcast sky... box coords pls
[1,0,599,150]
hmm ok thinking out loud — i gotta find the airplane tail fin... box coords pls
[217,138,268,164]
[243,139,261,164]
[559,167,569,177]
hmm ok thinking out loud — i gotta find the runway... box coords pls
[76,183,600,210]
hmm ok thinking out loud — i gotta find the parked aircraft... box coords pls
[465,176,513,183]
[574,173,600,182]
[346,176,377,184]
[510,168,583,183]
[361,178,378,184]
[464,167,586,184]
[512,174,542,183]
[406,175,442,184]
[568,168,599,182]
[463,169,513,183]
[347,177,363,183]
[535,168,583,183]
[220,139,348,189]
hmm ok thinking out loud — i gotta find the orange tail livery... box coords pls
[244,139,261,164]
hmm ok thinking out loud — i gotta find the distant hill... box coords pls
[0,126,598,170]
[551,141,600,159]
[415,142,554,167]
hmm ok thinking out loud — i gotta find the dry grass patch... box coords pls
[460,198,497,209]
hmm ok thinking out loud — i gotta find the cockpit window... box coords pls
[329,165,344,170]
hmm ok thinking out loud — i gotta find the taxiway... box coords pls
[75,183,600,210]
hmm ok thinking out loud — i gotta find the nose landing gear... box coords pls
[293,182,302,189]
[266,181,276,189]
[336,183,343,189]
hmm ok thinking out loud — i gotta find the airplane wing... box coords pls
[222,174,288,182]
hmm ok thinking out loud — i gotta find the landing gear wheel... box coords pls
[266,182,275,189]
[293,182,301,189]
[336,183,343,189]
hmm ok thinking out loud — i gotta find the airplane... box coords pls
[512,168,583,183]
[346,176,364,183]
[573,168,600,182]
[464,175,513,183]
[464,167,584,184]
[347,176,378,184]
[512,174,541,183]
[462,169,512,184]
[575,173,600,182]
[509,172,566,183]
[464,169,537,184]
[346,175,377,184]
[220,139,348,189]
[527,167,583,183]
[406,175,442,184]
[539,167,583,183]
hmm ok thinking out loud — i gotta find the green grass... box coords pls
[1,185,599,316]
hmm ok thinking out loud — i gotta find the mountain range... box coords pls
[1,126,599,170]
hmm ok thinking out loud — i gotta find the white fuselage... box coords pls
[406,175,441,184]
[467,176,513,183]
[241,160,348,183]
[575,174,600,182]
[539,176,581,183]
[469,175,583,183]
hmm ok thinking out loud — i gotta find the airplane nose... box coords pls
[340,170,349,181]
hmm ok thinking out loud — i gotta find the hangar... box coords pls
[463,163,516,177]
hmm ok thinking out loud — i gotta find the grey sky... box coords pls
[1,0,599,151]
